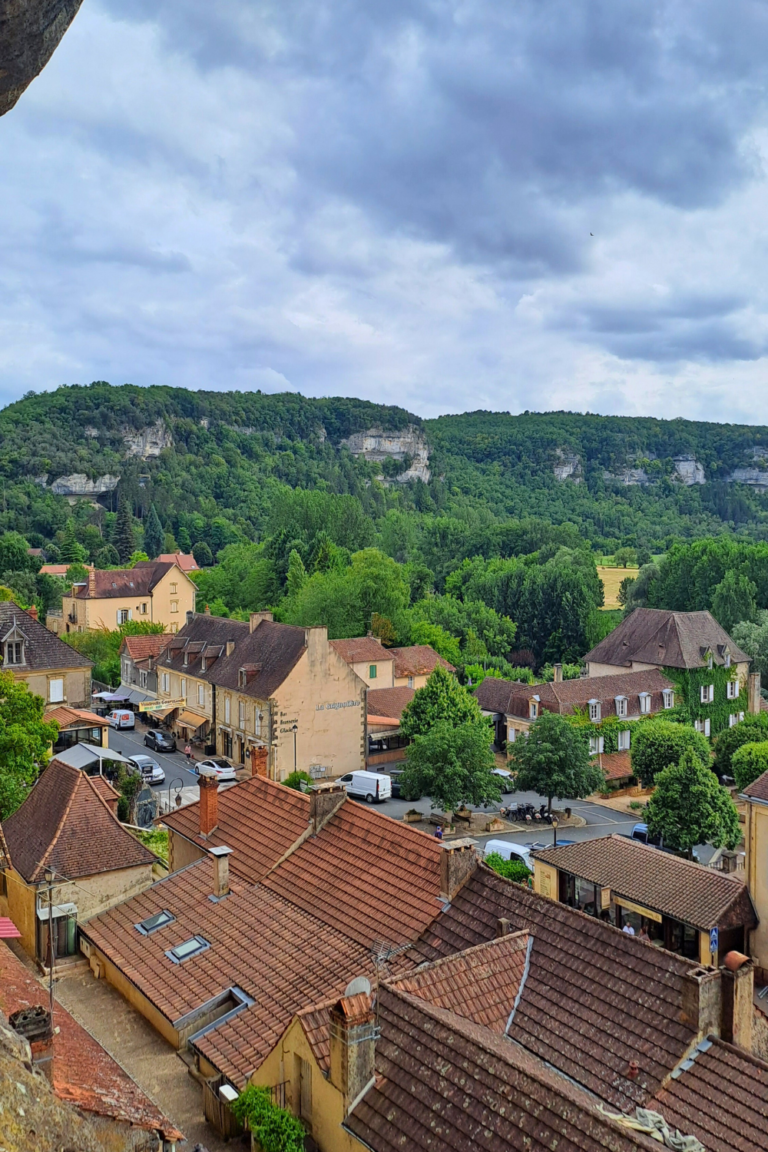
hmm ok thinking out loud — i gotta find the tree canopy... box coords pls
[712,714,768,778]
[508,710,605,813]
[0,673,59,818]
[630,720,711,788]
[399,666,482,740]
[646,747,742,855]
[731,741,768,794]
[399,719,500,812]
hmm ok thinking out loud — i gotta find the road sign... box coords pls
[710,926,719,956]
[138,698,185,713]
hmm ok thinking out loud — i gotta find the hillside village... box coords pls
[1,543,768,1151]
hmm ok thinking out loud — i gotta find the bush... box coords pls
[713,714,768,778]
[283,770,313,792]
[630,720,710,788]
[230,1085,305,1152]
[731,741,768,793]
[484,853,531,884]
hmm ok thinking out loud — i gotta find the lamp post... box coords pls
[44,868,55,1019]
[292,723,298,774]
[552,818,559,848]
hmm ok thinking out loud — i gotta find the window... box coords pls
[181,677,187,697]
[725,652,732,669]
[729,714,739,728]
[614,696,627,719]
[254,710,262,736]
[238,669,246,688]
[170,623,178,633]
[166,935,210,964]
[639,693,651,715]
[695,718,711,737]
[507,726,516,744]
[407,675,414,688]
[170,582,178,595]
[140,602,148,615]
[617,729,631,751]
[239,701,245,729]
[662,689,675,709]
[162,672,170,693]
[117,608,131,625]
[529,701,538,719]
[135,910,174,936]
[727,679,739,700]
[588,700,601,722]
[369,664,377,679]
[183,652,188,666]
[48,678,64,703]
[224,696,231,724]
[171,600,179,613]
[589,735,604,756]
[5,641,23,665]
[139,670,147,688]
[707,653,713,670]
[198,683,205,707]
[700,684,714,704]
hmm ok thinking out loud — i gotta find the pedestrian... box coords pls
[184,743,192,764]
[434,825,443,840]
[622,922,635,936]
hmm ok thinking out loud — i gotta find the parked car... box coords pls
[386,767,412,799]
[631,822,661,847]
[195,757,238,782]
[482,839,534,873]
[492,767,514,793]
[129,754,166,786]
[338,770,392,803]
[107,709,135,730]
[144,729,176,752]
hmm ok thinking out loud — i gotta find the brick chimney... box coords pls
[26,604,38,622]
[251,744,268,778]
[249,611,273,632]
[9,1005,53,1082]
[748,671,761,715]
[329,992,376,1112]
[680,966,721,1040]
[198,770,219,837]
[553,663,563,683]
[721,952,753,1051]
[309,782,346,835]
[209,845,233,899]
[88,567,97,597]
[440,838,478,901]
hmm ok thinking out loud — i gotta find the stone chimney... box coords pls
[329,992,376,1112]
[9,1005,53,1082]
[198,769,219,837]
[226,639,236,656]
[748,672,761,715]
[721,952,753,1051]
[720,850,739,874]
[496,917,511,938]
[209,845,233,899]
[305,624,328,645]
[309,782,346,835]
[88,567,97,597]
[680,966,721,1040]
[251,744,268,778]
[204,604,211,615]
[25,604,38,622]
[249,611,273,632]
[186,609,195,626]
[553,663,563,683]
[440,838,478,902]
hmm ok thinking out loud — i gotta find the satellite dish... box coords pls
[344,976,371,998]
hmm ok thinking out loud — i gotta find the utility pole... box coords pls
[44,868,55,1020]
[292,723,298,774]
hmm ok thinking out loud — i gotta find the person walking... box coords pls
[184,743,192,765]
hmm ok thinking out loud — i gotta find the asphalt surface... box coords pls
[107,723,201,798]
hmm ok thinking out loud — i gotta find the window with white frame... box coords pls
[117,608,131,625]
[589,735,604,756]
[614,696,627,719]
[181,677,187,697]
[638,693,651,714]
[588,699,601,722]
[729,714,739,728]
[139,670,147,688]
[171,600,179,613]
[239,701,245,729]
[224,696,231,724]
[617,729,631,751]
[407,675,414,688]
[4,640,24,665]
[724,652,731,669]
[529,701,538,719]
[198,683,205,707]
[700,684,714,704]
[254,709,262,736]
[708,653,713,670]
[727,679,739,700]
[48,678,64,703]
[140,602,148,615]
[162,672,170,693]
[695,718,711,737]
[662,688,675,709]
[507,726,516,744]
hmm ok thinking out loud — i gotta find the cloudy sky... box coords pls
[3,0,768,421]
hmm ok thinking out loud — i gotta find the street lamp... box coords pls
[292,723,298,774]
[552,818,559,848]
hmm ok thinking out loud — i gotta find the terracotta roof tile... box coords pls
[598,751,634,781]
[390,645,455,676]
[330,636,393,665]
[45,706,109,728]
[742,768,768,802]
[2,758,155,882]
[531,834,756,932]
[367,686,415,721]
[157,552,199,571]
[584,608,749,670]
[476,669,674,719]
[411,862,699,1111]
[119,634,170,661]
[0,942,181,1140]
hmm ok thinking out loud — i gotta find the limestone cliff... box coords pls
[343,426,431,483]
[122,420,173,459]
[0,0,83,117]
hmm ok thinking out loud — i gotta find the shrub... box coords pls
[484,853,531,884]
[283,770,313,792]
[713,714,768,778]
[731,741,768,793]
[230,1085,305,1152]
[630,720,710,788]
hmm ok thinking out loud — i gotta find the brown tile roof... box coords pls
[73,562,177,599]
[345,981,659,1152]
[476,668,674,720]
[598,750,635,781]
[157,552,199,571]
[0,601,93,670]
[742,769,768,802]
[390,644,455,676]
[2,758,155,883]
[411,862,699,1111]
[119,634,170,661]
[90,774,120,807]
[330,636,393,665]
[261,796,444,949]
[0,942,181,1140]
[367,685,415,721]
[81,859,373,1087]
[207,618,307,698]
[651,1036,768,1152]
[584,608,749,670]
[45,706,109,728]
[531,835,757,932]
[161,775,312,884]
[160,613,248,678]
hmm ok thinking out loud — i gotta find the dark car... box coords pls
[387,767,418,800]
[144,729,176,752]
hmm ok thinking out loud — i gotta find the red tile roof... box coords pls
[411,862,699,1111]
[73,562,177,599]
[330,636,393,665]
[390,644,455,676]
[157,552,199,571]
[0,942,181,1140]
[476,668,674,720]
[2,758,155,883]
[119,634,170,661]
[597,750,635,781]
[367,686,415,721]
[742,768,768,802]
[584,608,749,670]
[651,1036,768,1152]
[532,834,756,932]
[45,706,109,728]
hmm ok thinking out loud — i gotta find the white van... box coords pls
[338,770,392,803]
[483,839,534,873]
[107,709,135,730]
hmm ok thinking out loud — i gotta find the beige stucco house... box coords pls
[329,636,395,688]
[50,560,195,635]
[0,601,92,707]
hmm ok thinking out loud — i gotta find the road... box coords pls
[107,723,200,797]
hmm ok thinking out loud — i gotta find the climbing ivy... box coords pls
[662,664,742,740]
[565,708,656,755]
[230,1085,305,1152]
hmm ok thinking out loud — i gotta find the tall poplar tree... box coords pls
[113,496,136,564]
[143,504,164,560]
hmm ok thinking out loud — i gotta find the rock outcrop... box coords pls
[343,426,431,483]
[122,420,173,459]
[553,449,582,482]
[672,455,705,485]
[48,473,119,497]
[0,0,83,117]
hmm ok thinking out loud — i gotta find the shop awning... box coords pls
[176,710,209,730]
[151,705,176,720]
[0,917,21,938]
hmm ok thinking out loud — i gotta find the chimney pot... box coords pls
[88,567,97,597]
[553,663,563,683]
[26,605,38,622]
[186,610,194,625]
[721,956,753,1050]
[198,770,219,836]
[309,782,346,834]
[440,838,478,902]
[748,671,761,715]
[496,918,511,938]
[329,993,376,1111]
[209,845,233,898]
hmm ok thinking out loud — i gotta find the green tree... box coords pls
[0,532,31,574]
[646,747,742,856]
[711,570,757,634]
[731,741,768,793]
[0,673,59,818]
[613,547,637,568]
[732,611,768,682]
[713,714,768,778]
[176,526,192,553]
[631,720,711,788]
[59,520,87,564]
[509,711,605,814]
[283,770,314,791]
[400,665,480,740]
[400,719,500,812]
[409,621,461,667]
[95,543,120,568]
[113,496,136,563]
[193,540,213,568]
[286,549,307,598]
[484,853,531,884]
[617,575,636,606]
[129,551,150,566]
[65,562,89,585]
[143,504,164,559]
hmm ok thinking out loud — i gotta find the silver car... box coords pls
[129,754,166,786]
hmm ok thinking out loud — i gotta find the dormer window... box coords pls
[5,640,23,665]
[724,652,731,669]
[238,669,246,688]
[708,655,713,670]
[614,696,627,719]
[662,688,675,709]
[638,692,651,714]
[529,696,539,720]
[588,699,601,722]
